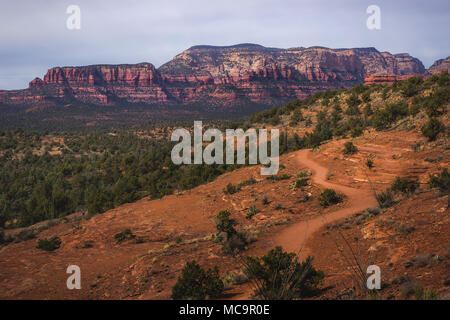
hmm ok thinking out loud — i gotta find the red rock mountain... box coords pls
[427,56,450,75]
[0,44,428,111]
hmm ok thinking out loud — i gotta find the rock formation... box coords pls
[427,56,450,75]
[0,44,430,111]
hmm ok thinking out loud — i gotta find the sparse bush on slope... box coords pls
[318,189,343,207]
[421,117,445,141]
[172,261,224,300]
[376,189,394,208]
[342,141,358,155]
[243,246,324,299]
[429,168,449,194]
[215,210,247,255]
[372,102,409,130]
[391,177,419,195]
[36,236,61,251]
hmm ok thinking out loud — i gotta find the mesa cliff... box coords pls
[427,56,450,75]
[0,44,428,111]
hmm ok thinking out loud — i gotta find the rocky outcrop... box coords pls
[364,74,423,85]
[0,44,428,111]
[427,56,450,75]
[364,75,399,85]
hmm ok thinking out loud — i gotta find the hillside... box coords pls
[0,72,448,300]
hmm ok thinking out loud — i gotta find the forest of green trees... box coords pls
[0,130,241,228]
[0,72,448,230]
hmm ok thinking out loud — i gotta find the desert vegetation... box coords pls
[0,130,241,229]
[36,236,61,251]
[242,246,324,299]
[171,261,224,300]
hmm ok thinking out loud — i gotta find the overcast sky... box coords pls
[0,0,449,89]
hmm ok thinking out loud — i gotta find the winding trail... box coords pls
[230,149,378,299]
[272,149,378,258]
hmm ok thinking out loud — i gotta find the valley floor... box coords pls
[0,127,448,300]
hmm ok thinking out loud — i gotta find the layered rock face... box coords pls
[364,74,421,85]
[0,44,427,110]
[427,56,450,75]
[1,63,167,106]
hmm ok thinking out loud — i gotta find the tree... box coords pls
[215,210,237,237]
[372,102,409,130]
[401,77,422,97]
[290,109,304,126]
[346,94,361,109]
[215,209,247,255]
[243,246,324,299]
[391,177,419,195]
[171,261,224,300]
[36,236,61,251]
[421,117,445,141]
[343,141,358,155]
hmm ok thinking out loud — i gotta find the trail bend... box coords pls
[272,149,378,258]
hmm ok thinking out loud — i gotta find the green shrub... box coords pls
[366,159,374,169]
[215,210,237,237]
[318,189,343,207]
[422,88,448,117]
[346,104,361,116]
[372,102,409,130]
[171,261,224,300]
[267,115,280,125]
[238,177,257,188]
[343,141,358,155]
[215,210,247,254]
[372,109,391,130]
[305,118,313,127]
[295,178,309,188]
[297,170,312,178]
[262,195,269,205]
[223,183,240,194]
[391,177,419,195]
[222,232,248,255]
[350,127,364,138]
[361,91,371,103]
[36,236,61,251]
[346,94,361,109]
[428,168,449,194]
[352,83,369,95]
[409,102,421,117]
[421,118,445,141]
[376,189,394,208]
[114,229,135,243]
[363,104,373,117]
[401,77,423,97]
[243,246,324,299]
[290,109,304,125]
[382,87,390,100]
[246,206,259,219]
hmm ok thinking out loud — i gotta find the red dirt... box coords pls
[0,125,448,300]
[273,149,377,257]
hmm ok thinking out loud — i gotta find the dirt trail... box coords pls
[230,149,378,299]
[272,149,378,258]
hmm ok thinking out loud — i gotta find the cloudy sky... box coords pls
[0,0,449,89]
